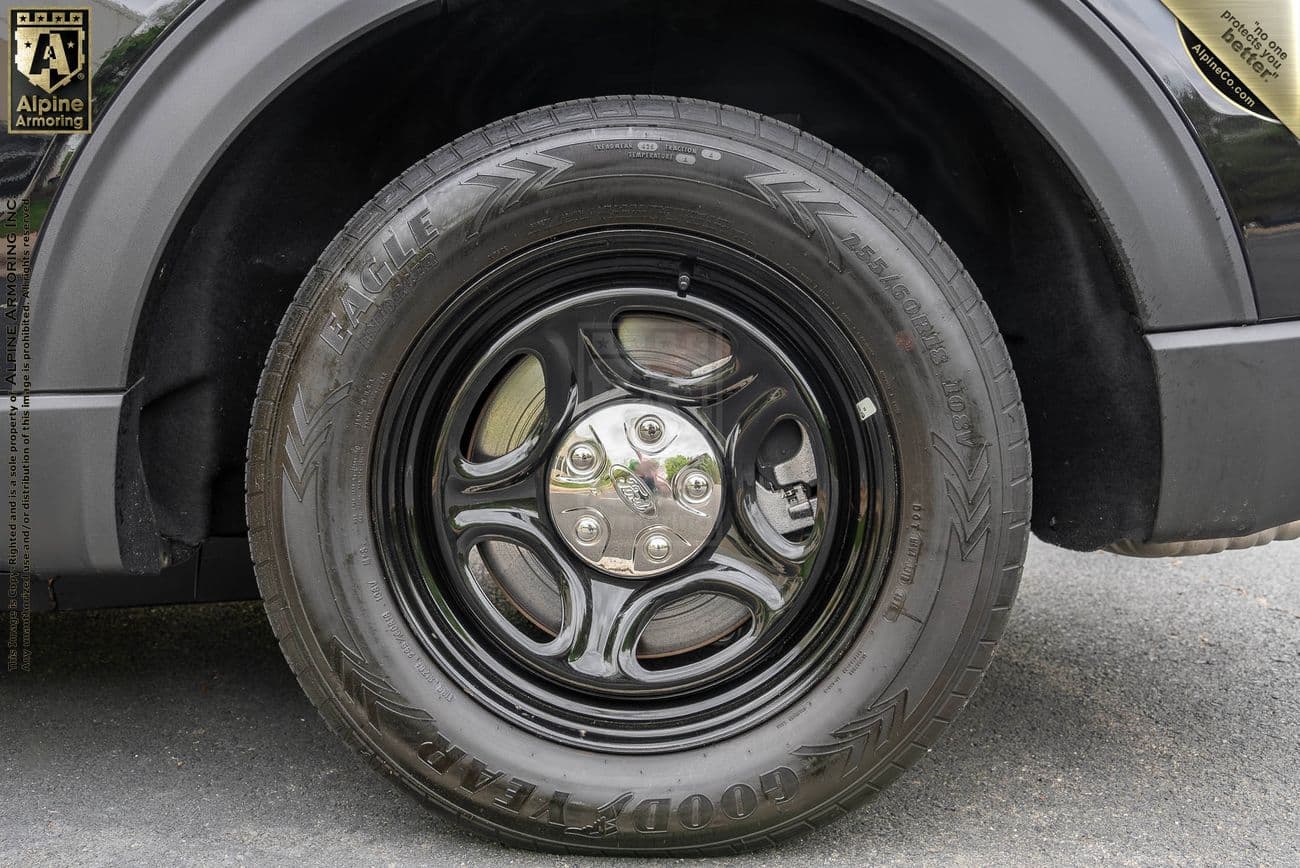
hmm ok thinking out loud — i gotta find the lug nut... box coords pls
[636,415,664,444]
[681,470,712,503]
[568,443,598,473]
[575,516,602,544]
[645,533,672,561]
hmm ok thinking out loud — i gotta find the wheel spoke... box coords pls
[448,498,549,553]
[611,551,791,685]
[565,575,639,680]
[713,520,808,596]
[444,454,540,514]
[646,553,789,619]
[522,297,627,406]
[711,379,808,456]
[438,315,590,493]
[515,318,587,422]
[449,503,586,659]
[557,542,796,686]
[444,470,542,523]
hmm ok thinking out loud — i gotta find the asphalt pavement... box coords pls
[3,538,1298,866]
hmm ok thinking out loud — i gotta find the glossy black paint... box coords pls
[1088,0,1300,322]
[375,231,895,751]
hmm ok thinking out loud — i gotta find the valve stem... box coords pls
[676,258,696,297]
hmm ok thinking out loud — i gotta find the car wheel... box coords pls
[246,95,1030,854]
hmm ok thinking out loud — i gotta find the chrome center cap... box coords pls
[548,402,723,577]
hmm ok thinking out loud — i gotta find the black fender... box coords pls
[20,0,1259,572]
[28,0,1254,394]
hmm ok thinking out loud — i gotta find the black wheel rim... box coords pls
[374,228,899,752]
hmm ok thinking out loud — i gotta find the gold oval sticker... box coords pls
[1162,1,1297,135]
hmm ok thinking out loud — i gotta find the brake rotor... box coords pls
[468,313,751,658]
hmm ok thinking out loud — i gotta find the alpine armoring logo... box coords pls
[8,7,92,134]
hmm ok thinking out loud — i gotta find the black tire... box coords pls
[247,96,1030,855]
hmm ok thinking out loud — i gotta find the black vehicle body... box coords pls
[7,0,1299,603]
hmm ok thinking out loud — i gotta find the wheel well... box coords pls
[127,0,1159,566]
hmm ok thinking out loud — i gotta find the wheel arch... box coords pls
[27,0,1241,571]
